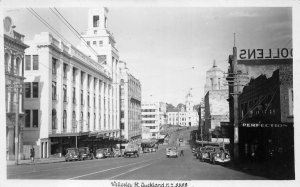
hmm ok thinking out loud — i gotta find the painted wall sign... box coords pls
[240,123,289,128]
[238,48,293,60]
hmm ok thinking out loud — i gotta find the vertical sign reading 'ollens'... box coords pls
[238,48,293,60]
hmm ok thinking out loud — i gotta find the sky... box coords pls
[4,6,292,106]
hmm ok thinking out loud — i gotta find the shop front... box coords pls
[239,122,294,164]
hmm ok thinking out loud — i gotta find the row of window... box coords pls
[51,109,108,131]
[142,115,155,118]
[142,120,156,124]
[142,109,156,112]
[168,118,186,121]
[87,40,103,47]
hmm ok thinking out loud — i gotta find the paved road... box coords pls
[7,129,266,180]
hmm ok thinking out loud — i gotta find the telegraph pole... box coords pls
[197,103,204,147]
[232,46,239,161]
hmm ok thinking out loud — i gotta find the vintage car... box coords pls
[210,147,231,165]
[192,147,196,154]
[199,146,216,162]
[78,147,94,160]
[95,149,105,159]
[166,147,178,158]
[143,147,151,153]
[103,148,114,158]
[65,148,80,162]
[195,147,205,159]
[114,148,122,157]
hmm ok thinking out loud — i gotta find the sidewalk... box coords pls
[7,157,65,166]
[227,160,295,180]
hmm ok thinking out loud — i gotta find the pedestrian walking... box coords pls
[30,146,35,163]
[180,149,184,157]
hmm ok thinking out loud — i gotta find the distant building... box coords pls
[167,90,199,127]
[141,102,167,139]
[119,61,142,141]
[203,61,229,140]
[4,17,29,160]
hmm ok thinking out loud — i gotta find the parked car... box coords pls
[65,148,80,162]
[179,138,184,142]
[210,147,231,165]
[195,147,205,159]
[103,148,114,158]
[95,149,105,159]
[166,147,178,158]
[114,148,122,157]
[143,148,151,153]
[78,147,94,160]
[199,146,216,162]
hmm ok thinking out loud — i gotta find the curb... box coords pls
[7,159,65,166]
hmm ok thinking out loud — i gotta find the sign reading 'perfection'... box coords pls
[238,48,293,60]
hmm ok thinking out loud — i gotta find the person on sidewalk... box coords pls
[30,146,35,163]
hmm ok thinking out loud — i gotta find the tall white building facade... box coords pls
[23,8,122,158]
[79,7,121,140]
[141,102,166,139]
[119,61,142,141]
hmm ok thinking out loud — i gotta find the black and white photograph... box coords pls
[1,0,299,186]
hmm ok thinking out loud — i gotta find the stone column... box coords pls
[100,81,105,130]
[95,78,100,131]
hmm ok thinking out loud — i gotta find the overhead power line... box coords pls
[27,8,71,45]
[50,7,100,58]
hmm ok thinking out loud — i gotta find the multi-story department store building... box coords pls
[23,8,123,158]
